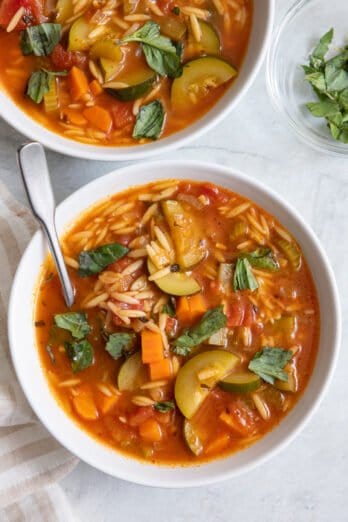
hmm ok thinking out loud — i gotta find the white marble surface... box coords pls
[1,2,348,520]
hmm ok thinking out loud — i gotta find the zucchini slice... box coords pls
[117,352,147,391]
[171,56,237,112]
[147,259,201,296]
[183,419,203,456]
[160,17,187,41]
[175,350,239,419]
[106,68,156,101]
[219,372,261,393]
[197,21,221,54]
[277,239,302,271]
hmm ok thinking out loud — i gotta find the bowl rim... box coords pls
[0,0,275,161]
[266,0,348,157]
[8,160,341,487]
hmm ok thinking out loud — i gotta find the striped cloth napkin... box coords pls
[0,181,78,521]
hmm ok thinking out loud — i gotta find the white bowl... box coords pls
[8,161,341,487]
[0,1,274,161]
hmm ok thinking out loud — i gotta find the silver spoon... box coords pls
[17,142,75,308]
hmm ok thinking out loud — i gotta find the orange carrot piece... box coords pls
[141,330,164,364]
[139,418,162,442]
[72,385,98,421]
[83,106,113,133]
[63,108,87,126]
[89,79,103,96]
[69,66,90,101]
[176,296,190,323]
[149,358,172,381]
[97,394,119,415]
[205,433,230,455]
[188,293,207,321]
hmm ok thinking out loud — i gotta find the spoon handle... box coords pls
[17,142,75,308]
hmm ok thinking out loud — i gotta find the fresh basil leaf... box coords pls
[78,242,129,277]
[173,306,227,355]
[54,312,91,340]
[310,28,333,68]
[325,63,348,92]
[142,43,182,77]
[65,339,94,372]
[329,121,341,140]
[105,332,136,360]
[339,88,348,111]
[243,248,279,272]
[133,100,165,140]
[154,401,175,412]
[233,258,258,292]
[20,23,61,56]
[248,347,293,385]
[122,21,182,77]
[304,71,327,93]
[26,69,66,103]
[338,128,348,143]
[306,99,340,118]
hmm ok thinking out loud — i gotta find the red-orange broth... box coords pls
[0,0,252,146]
[35,180,320,464]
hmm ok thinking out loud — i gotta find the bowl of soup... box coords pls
[0,0,274,159]
[8,161,340,486]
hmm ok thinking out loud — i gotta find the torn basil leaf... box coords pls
[26,69,66,103]
[122,21,182,77]
[173,306,227,355]
[248,347,293,385]
[54,312,91,340]
[20,23,61,56]
[243,248,280,272]
[65,339,94,373]
[78,242,129,277]
[162,302,176,317]
[310,27,333,69]
[233,258,259,292]
[105,332,137,360]
[154,401,175,412]
[133,100,165,140]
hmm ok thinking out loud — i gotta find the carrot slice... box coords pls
[83,106,113,133]
[139,418,162,442]
[176,296,190,323]
[97,394,119,415]
[69,66,90,101]
[63,108,87,126]
[72,385,98,421]
[89,79,103,96]
[149,358,172,381]
[188,293,207,321]
[141,330,164,364]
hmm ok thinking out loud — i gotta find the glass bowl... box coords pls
[266,0,348,156]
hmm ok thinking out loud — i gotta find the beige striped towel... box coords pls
[0,181,78,521]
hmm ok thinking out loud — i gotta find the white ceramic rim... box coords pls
[8,160,341,487]
[0,0,274,161]
[266,0,348,157]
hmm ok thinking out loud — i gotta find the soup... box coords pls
[0,0,252,146]
[34,180,320,465]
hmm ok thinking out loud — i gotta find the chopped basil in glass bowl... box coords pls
[266,0,348,156]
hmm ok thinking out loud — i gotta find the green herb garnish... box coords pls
[105,332,137,360]
[248,347,293,385]
[122,21,182,77]
[154,401,175,412]
[65,339,94,373]
[303,28,348,143]
[78,242,129,277]
[172,6,180,15]
[243,248,280,272]
[233,257,259,292]
[26,69,66,104]
[20,23,61,56]
[162,302,176,317]
[54,312,91,340]
[133,100,165,140]
[173,306,227,355]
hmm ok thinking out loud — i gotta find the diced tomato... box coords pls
[223,398,258,436]
[0,0,45,29]
[109,257,132,273]
[128,406,154,427]
[111,102,135,129]
[200,183,229,204]
[225,299,245,327]
[51,44,87,71]
[243,302,257,326]
[165,316,177,337]
[154,410,173,425]
[157,0,175,14]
